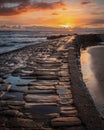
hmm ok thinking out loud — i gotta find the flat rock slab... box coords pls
[36,68,59,72]
[44,58,57,62]
[61,63,69,69]
[21,70,34,74]
[25,90,56,94]
[24,104,59,116]
[25,103,58,107]
[37,64,61,68]
[10,88,26,93]
[60,106,76,111]
[1,94,16,100]
[35,71,58,76]
[6,118,37,128]
[59,93,72,99]
[20,76,36,80]
[59,77,70,82]
[59,82,71,85]
[46,113,60,118]
[24,94,59,103]
[36,60,61,64]
[20,73,35,77]
[0,101,25,106]
[59,99,73,105]
[51,117,81,127]
[59,71,69,77]
[0,110,24,117]
[56,88,72,95]
[16,83,28,86]
[0,84,11,91]
[28,81,58,86]
[0,79,6,84]
[57,45,65,51]
[60,110,78,117]
[37,75,59,80]
[29,85,55,90]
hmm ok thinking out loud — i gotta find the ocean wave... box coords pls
[0,43,14,47]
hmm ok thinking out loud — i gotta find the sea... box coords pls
[0,30,45,54]
[0,30,69,54]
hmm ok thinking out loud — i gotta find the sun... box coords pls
[60,24,72,28]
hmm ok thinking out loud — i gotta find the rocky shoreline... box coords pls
[0,35,104,130]
[68,36,104,130]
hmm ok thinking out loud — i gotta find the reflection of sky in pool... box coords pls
[81,45,104,118]
[6,76,33,89]
[6,76,33,101]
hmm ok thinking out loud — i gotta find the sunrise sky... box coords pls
[0,0,104,29]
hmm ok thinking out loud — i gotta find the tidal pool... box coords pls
[5,76,33,101]
[80,45,104,118]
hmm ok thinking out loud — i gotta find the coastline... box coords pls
[0,41,46,56]
[0,35,104,130]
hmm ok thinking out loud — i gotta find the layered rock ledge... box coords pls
[0,35,104,130]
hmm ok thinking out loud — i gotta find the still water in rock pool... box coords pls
[81,45,104,118]
[5,76,33,101]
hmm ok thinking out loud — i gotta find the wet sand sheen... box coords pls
[81,45,104,118]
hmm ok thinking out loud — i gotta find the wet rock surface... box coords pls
[0,36,103,130]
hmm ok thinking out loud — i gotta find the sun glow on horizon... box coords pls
[60,24,73,29]
[0,0,103,29]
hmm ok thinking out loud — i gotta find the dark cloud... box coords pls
[32,1,66,10]
[90,19,104,24]
[81,1,94,5]
[90,11,104,15]
[0,0,67,16]
[85,18,104,26]
[0,0,29,4]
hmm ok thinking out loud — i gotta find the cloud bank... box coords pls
[0,0,67,16]
[80,1,94,5]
